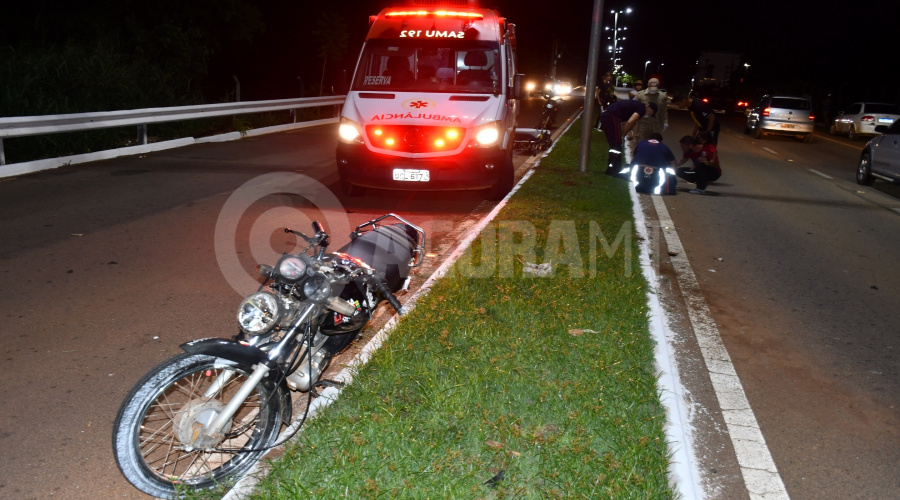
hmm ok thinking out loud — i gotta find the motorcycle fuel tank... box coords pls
[337,223,420,292]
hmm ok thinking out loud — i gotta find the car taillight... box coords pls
[808,113,815,121]
[762,107,770,116]
[861,115,875,123]
[702,98,709,103]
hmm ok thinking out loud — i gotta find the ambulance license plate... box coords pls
[393,169,430,182]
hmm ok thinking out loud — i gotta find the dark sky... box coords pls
[288,0,895,104]
[5,0,894,108]
[488,0,894,93]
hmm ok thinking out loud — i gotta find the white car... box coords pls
[857,120,900,185]
[831,102,900,140]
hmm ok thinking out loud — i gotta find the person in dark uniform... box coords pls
[599,99,657,175]
[672,94,720,145]
[594,71,617,128]
[628,133,678,194]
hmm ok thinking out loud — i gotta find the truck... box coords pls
[691,51,744,113]
[695,51,741,87]
[336,0,522,200]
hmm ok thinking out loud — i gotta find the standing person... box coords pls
[629,80,644,100]
[623,79,645,163]
[598,99,657,175]
[634,78,669,144]
[821,93,834,129]
[672,94,720,145]
[675,132,720,194]
[594,72,617,129]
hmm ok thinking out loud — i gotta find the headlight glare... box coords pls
[475,124,500,146]
[339,119,363,143]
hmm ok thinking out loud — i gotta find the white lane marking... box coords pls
[651,195,790,500]
[762,147,779,155]
[892,208,900,215]
[630,189,705,500]
[807,169,833,179]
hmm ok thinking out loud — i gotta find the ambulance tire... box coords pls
[483,154,515,201]
[341,177,366,197]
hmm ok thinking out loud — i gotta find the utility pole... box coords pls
[579,0,605,173]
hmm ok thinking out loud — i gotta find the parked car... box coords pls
[857,120,900,185]
[831,102,900,140]
[744,95,815,143]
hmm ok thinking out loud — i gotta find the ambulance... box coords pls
[336,0,521,199]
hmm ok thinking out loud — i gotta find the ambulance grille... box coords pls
[366,125,466,153]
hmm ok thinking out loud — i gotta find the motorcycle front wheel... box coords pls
[112,353,284,498]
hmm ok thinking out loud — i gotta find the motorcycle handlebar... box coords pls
[372,276,405,316]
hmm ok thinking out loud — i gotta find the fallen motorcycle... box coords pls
[112,214,425,498]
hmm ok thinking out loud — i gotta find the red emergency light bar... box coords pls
[385,10,484,19]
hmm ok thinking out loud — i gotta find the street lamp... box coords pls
[605,8,632,82]
[658,62,664,74]
[744,63,750,77]
[643,60,650,81]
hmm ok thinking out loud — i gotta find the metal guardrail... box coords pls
[0,95,346,166]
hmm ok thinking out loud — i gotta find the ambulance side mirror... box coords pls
[512,74,524,100]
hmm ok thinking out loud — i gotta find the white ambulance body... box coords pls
[336,1,520,199]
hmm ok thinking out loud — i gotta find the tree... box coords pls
[311,11,350,95]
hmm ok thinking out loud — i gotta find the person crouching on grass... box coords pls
[675,132,721,194]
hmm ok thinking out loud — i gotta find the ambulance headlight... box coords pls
[338,119,363,144]
[474,123,500,146]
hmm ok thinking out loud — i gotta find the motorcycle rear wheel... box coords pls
[112,353,283,498]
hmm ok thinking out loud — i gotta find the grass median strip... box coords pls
[250,122,673,498]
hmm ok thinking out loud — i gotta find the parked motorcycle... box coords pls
[112,214,425,498]
[514,90,561,156]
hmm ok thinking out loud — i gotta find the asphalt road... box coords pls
[654,110,900,499]
[5,94,894,500]
[0,95,582,499]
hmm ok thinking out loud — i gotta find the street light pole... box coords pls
[643,60,650,81]
[606,8,631,83]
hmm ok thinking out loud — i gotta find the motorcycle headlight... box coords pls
[237,292,282,336]
[276,255,307,282]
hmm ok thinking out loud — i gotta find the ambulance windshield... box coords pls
[352,40,502,95]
